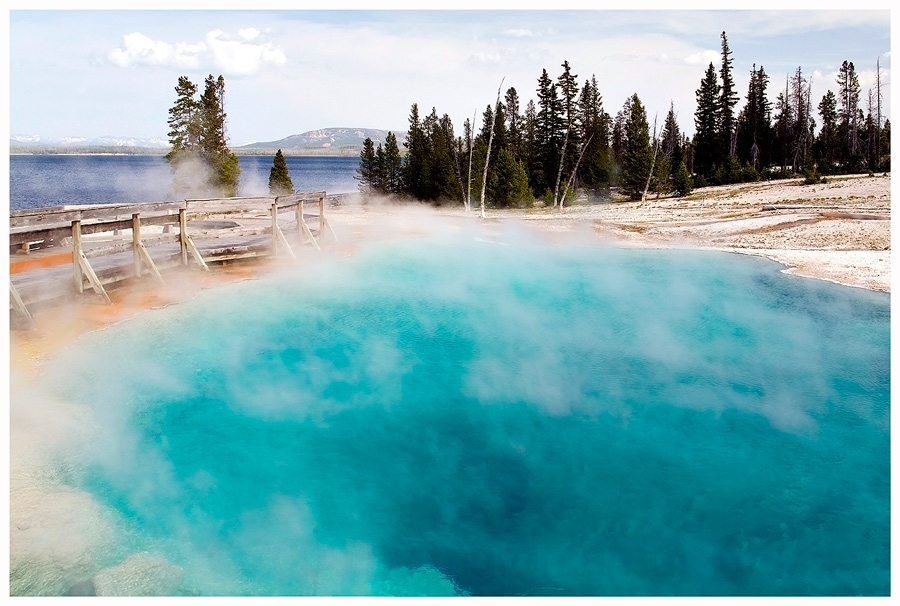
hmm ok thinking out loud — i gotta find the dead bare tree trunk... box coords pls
[642,114,659,203]
[559,133,593,209]
[552,128,570,208]
[466,110,476,212]
[480,77,504,219]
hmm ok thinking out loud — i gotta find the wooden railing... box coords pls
[9,192,335,329]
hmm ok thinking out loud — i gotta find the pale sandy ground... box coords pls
[328,172,891,293]
[7,172,891,595]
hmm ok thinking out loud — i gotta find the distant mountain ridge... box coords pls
[10,134,169,148]
[10,128,407,154]
[238,128,408,151]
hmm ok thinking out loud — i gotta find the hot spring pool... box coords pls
[26,235,890,596]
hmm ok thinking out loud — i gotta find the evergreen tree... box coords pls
[621,94,652,199]
[421,108,459,202]
[815,90,839,171]
[611,101,629,186]
[773,81,793,173]
[166,76,200,159]
[693,62,721,180]
[718,32,739,159]
[652,151,671,199]
[736,64,773,171]
[536,68,564,196]
[837,60,861,163]
[555,60,581,199]
[489,149,533,208]
[577,75,612,192]
[357,138,378,194]
[218,152,242,198]
[269,149,293,195]
[660,101,682,176]
[505,87,523,160]
[199,75,228,159]
[673,161,693,196]
[402,104,426,199]
[521,100,541,193]
[165,74,239,197]
[382,132,403,194]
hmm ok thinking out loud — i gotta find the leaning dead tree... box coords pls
[552,128,570,209]
[642,113,659,203]
[558,133,594,209]
[479,77,505,219]
[466,110,476,212]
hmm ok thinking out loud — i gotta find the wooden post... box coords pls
[132,213,142,277]
[297,200,303,239]
[179,208,188,266]
[132,212,164,284]
[72,220,84,293]
[319,195,325,238]
[271,202,279,257]
[271,201,296,259]
[177,207,208,270]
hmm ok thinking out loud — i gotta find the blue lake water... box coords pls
[39,236,890,596]
[8,154,360,211]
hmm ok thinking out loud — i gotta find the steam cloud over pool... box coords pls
[26,232,889,596]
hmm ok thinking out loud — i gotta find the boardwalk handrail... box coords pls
[9,191,333,329]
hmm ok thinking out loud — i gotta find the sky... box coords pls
[5,6,893,146]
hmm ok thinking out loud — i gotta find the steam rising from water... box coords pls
[9,224,890,596]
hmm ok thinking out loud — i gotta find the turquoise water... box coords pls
[46,236,889,596]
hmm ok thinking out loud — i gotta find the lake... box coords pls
[8,154,361,211]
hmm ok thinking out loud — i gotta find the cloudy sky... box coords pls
[6,6,892,146]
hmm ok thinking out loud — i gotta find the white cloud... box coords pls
[684,49,719,66]
[239,27,261,41]
[107,29,286,76]
[108,32,179,68]
[503,28,535,38]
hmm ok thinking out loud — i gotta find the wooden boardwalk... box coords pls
[9,192,337,330]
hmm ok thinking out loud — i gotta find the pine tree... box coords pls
[837,60,861,166]
[269,149,293,195]
[555,60,581,201]
[718,32,739,159]
[505,87,522,160]
[402,104,425,199]
[536,68,564,196]
[660,101,682,176]
[357,138,377,195]
[382,132,403,194]
[773,81,793,173]
[166,76,200,160]
[736,64,773,171]
[165,74,239,197]
[815,90,839,171]
[577,75,611,192]
[521,100,541,193]
[673,161,693,196]
[218,152,241,198]
[489,149,533,208]
[693,62,721,181]
[621,94,652,200]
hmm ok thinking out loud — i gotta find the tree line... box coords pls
[166,75,297,197]
[166,74,242,197]
[357,31,890,206]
